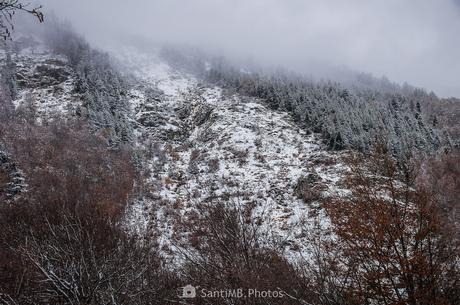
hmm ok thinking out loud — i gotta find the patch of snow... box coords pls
[114,47,348,261]
[1,41,82,123]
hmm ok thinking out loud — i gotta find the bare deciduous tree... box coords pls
[0,120,179,305]
[175,202,313,305]
[0,1,43,40]
[324,143,460,305]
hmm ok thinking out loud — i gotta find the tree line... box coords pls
[162,46,454,163]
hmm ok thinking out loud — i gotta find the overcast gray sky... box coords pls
[39,0,460,97]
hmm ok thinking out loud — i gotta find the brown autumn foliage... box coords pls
[1,104,457,304]
[324,143,460,305]
[416,150,460,242]
[0,119,135,220]
[0,119,182,304]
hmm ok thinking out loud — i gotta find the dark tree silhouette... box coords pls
[0,0,43,39]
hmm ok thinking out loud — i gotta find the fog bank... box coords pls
[34,0,460,97]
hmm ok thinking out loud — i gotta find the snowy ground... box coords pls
[1,37,81,123]
[115,47,348,259]
[2,41,348,260]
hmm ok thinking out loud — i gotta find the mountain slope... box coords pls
[1,29,459,305]
[116,48,347,256]
[1,36,80,123]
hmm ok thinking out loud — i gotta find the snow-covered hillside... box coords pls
[115,48,348,257]
[3,6,459,304]
[2,39,348,259]
[0,37,81,123]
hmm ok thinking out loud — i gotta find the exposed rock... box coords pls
[34,65,70,86]
[190,103,213,126]
[138,112,167,127]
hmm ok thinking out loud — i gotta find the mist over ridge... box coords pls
[33,0,460,98]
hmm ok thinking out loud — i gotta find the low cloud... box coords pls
[38,0,460,97]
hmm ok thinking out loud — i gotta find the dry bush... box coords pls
[294,173,323,204]
[190,149,201,161]
[0,198,179,305]
[230,148,249,166]
[296,228,350,305]
[207,158,220,173]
